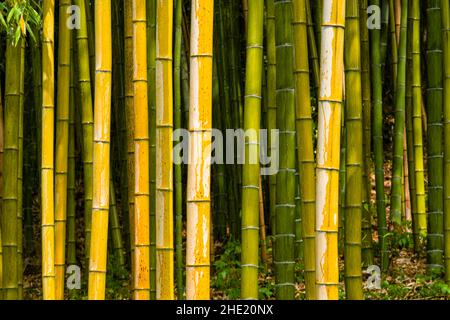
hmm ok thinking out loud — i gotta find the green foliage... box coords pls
[0,0,41,45]
[212,241,242,299]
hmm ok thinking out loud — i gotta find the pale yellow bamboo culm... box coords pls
[186,0,214,300]
[41,0,56,300]
[156,0,174,300]
[133,0,150,300]
[55,0,72,300]
[88,0,112,300]
[315,0,346,300]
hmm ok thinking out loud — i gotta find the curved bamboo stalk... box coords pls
[88,0,112,300]
[156,0,174,300]
[344,0,363,300]
[41,0,56,300]
[426,0,444,273]
[240,0,264,300]
[186,0,214,300]
[55,0,72,299]
[274,0,296,300]
[133,0,150,300]
[293,0,315,300]
[315,0,345,300]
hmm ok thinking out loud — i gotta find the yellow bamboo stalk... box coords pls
[186,0,214,300]
[156,0,174,300]
[88,0,112,300]
[315,0,346,300]
[133,0,150,300]
[55,0,72,300]
[41,0,56,300]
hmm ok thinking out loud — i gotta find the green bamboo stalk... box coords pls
[174,0,184,300]
[265,0,277,238]
[305,0,320,98]
[17,36,25,300]
[426,0,444,273]
[405,20,419,251]
[2,39,22,300]
[410,0,427,246]
[292,0,315,300]
[109,178,125,268]
[442,0,450,284]
[380,0,389,71]
[0,76,3,299]
[146,0,157,299]
[74,0,94,266]
[241,0,264,300]
[390,0,408,227]
[274,0,296,300]
[389,0,398,93]
[370,0,389,272]
[360,0,374,267]
[344,0,364,300]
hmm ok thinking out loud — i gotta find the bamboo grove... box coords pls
[0,0,450,301]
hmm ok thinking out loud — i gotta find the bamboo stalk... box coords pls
[442,0,450,284]
[41,0,56,299]
[410,0,427,246]
[147,0,157,299]
[360,0,374,267]
[315,0,345,300]
[390,0,408,227]
[74,0,94,266]
[241,0,264,300]
[344,0,363,300]
[274,0,296,300]
[55,0,72,299]
[293,0,315,300]
[88,0,112,300]
[186,0,214,300]
[426,0,444,273]
[156,0,174,300]
[174,0,184,300]
[370,0,389,272]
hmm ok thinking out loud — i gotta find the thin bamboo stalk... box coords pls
[410,0,427,245]
[55,0,72,299]
[174,0,184,300]
[74,0,94,266]
[390,0,408,227]
[370,0,389,272]
[293,0,315,300]
[41,0,56,299]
